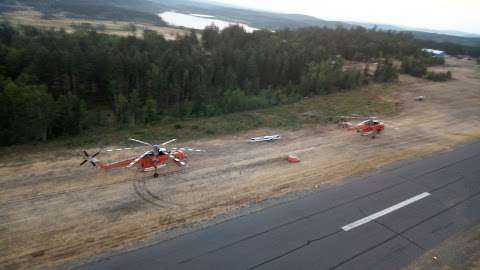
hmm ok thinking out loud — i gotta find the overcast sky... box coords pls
[209,0,480,34]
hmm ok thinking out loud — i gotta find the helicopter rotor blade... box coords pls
[127,151,151,168]
[169,154,186,166]
[91,151,101,158]
[172,147,205,152]
[129,138,153,147]
[105,147,136,152]
[161,139,177,146]
[83,150,89,157]
[80,159,88,166]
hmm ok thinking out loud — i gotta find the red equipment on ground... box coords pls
[287,155,301,163]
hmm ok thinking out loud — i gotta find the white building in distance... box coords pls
[422,48,446,57]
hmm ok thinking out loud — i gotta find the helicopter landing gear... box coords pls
[153,164,159,178]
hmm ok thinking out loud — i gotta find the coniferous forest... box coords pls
[0,22,463,145]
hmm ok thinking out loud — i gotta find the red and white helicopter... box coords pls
[80,138,204,178]
[352,118,385,138]
[338,116,386,138]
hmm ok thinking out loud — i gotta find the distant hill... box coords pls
[1,0,353,29]
[155,0,352,29]
[409,31,480,47]
[2,0,480,47]
[2,0,167,25]
[348,21,480,47]
[348,21,480,38]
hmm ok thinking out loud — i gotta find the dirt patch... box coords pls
[403,224,480,270]
[1,58,480,270]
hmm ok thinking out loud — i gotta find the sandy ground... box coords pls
[1,58,480,270]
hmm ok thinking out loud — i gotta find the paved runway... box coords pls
[80,141,480,270]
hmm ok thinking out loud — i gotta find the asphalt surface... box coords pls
[79,141,480,270]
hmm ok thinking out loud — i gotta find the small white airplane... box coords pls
[249,134,281,142]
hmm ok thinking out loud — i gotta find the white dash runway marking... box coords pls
[342,192,431,231]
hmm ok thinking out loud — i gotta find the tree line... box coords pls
[0,22,452,145]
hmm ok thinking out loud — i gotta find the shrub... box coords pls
[0,82,55,144]
[401,56,427,77]
[336,69,366,89]
[425,71,452,82]
[374,60,398,82]
[300,61,365,96]
[423,56,445,66]
[221,89,269,114]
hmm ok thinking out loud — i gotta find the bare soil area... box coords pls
[403,224,480,270]
[1,58,480,270]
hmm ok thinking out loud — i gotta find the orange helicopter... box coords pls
[339,116,386,138]
[352,118,385,138]
[80,138,204,178]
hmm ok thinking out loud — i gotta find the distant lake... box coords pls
[159,11,258,33]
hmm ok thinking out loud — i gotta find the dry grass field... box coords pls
[1,8,188,39]
[1,58,480,270]
[403,223,480,270]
